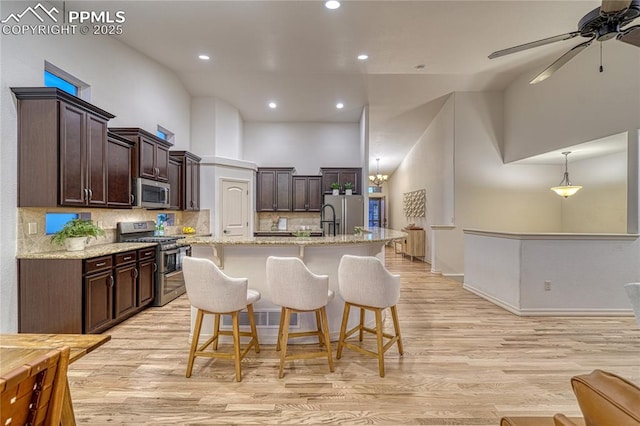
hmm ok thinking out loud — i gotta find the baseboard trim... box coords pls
[443,273,464,283]
[463,284,521,315]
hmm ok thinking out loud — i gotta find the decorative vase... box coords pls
[345,189,353,195]
[271,224,278,231]
[332,189,339,195]
[64,237,88,252]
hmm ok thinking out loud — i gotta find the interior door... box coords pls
[221,179,249,238]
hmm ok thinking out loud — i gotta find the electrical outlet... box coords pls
[28,223,37,235]
[544,280,551,291]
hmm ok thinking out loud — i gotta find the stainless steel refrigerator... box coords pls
[322,195,364,235]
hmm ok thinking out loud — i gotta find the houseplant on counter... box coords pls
[343,182,354,195]
[331,182,341,195]
[51,218,106,251]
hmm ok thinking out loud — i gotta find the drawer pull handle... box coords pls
[96,262,106,267]
[123,256,132,260]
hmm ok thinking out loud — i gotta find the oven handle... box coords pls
[163,270,184,279]
[162,248,180,256]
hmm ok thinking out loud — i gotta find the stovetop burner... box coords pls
[127,236,179,243]
[116,221,180,250]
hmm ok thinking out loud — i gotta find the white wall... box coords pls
[243,122,361,174]
[0,11,191,332]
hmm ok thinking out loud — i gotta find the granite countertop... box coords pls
[17,242,158,260]
[180,227,407,246]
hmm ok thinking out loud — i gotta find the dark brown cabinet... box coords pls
[169,151,201,211]
[110,127,172,183]
[12,87,115,207]
[257,168,294,212]
[320,167,362,195]
[19,247,156,334]
[292,176,322,212]
[106,132,135,208]
[168,158,182,210]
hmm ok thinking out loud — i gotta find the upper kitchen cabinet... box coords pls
[292,176,322,212]
[106,132,135,208]
[12,87,116,207]
[109,127,171,183]
[320,167,362,195]
[257,167,294,212]
[169,151,201,211]
[168,157,182,210]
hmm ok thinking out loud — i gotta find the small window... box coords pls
[44,61,90,100]
[45,212,91,235]
[368,186,382,193]
[44,70,78,96]
[157,125,175,145]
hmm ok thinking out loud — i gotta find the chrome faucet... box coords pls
[320,203,337,236]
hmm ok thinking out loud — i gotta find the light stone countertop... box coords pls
[17,242,158,260]
[179,227,407,246]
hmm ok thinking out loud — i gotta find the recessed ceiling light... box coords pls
[336,103,344,109]
[325,1,340,9]
[268,102,277,109]
[198,54,210,60]
[357,54,369,60]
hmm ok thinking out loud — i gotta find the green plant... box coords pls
[51,219,106,246]
[343,182,354,190]
[330,182,341,190]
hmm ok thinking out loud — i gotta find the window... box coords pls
[43,61,90,100]
[45,212,91,235]
[368,186,382,194]
[157,125,175,145]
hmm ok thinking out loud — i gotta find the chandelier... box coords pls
[551,151,582,198]
[369,158,388,186]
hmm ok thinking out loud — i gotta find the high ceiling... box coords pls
[81,0,617,174]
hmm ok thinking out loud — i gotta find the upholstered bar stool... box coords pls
[337,254,403,377]
[265,256,334,378]
[624,282,640,325]
[183,257,260,382]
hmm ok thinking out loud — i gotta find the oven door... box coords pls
[159,246,190,274]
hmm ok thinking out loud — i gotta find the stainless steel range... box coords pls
[116,221,191,306]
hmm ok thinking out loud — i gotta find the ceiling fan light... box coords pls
[551,185,582,198]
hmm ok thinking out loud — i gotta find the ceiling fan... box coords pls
[489,0,640,84]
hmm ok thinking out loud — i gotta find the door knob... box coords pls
[223,229,229,234]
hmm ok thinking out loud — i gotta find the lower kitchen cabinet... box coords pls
[18,247,156,334]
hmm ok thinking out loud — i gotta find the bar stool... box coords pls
[337,254,403,377]
[183,257,261,382]
[265,256,334,378]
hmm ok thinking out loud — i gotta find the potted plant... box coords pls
[51,218,106,251]
[330,182,341,195]
[343,182,354,195]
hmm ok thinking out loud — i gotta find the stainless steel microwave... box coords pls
[134,177,170,209]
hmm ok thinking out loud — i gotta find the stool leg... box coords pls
[359,307,365,341]
[186,309,204,378]
[213,313,221,350]
[320,306,334,373]
[375,308,385,377]
[247,303,260,354]
[390,305,403,355]
[276,307,286,352]
[232,311,242,382]
[315,310,324,347]
[279,308,291,378]
[337,302,350,359]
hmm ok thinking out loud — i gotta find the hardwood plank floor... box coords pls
[68,247,640,425]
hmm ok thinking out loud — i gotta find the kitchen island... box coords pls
[178,227,406,343]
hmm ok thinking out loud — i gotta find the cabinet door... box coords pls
[292,176,308,212]
[191,159,200,210]
[114,263,137,319]
[155,144,169,182]
[137,258,155,307]
[275,169,292,211]
[339,170,358,194]
[139,136,157,180]
[86,114,108,206]
[168,159,182,210]
[321,170,340,194]
[106,136,133,208]
[184,157,198,210]
[59,103,87,206]
[257,170,276,211]
[307,177,323,211]
[84,270,113,333]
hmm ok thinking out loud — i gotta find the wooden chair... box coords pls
[183,257,261,382]
[337,254,403,377]
[0,346,70,426]
[266,256,334,378]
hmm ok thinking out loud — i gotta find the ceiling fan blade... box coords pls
[618,24,640,46]
[600,0,632,14]
[489,32,581,59]
[529,38,595,84]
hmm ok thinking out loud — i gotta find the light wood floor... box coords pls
[68,247,640,425]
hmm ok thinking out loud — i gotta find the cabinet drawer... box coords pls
[85,256,113,274]
[115,251,137,265]
[138,247,156,261]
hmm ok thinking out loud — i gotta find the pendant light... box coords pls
[369,158,388,186]
[551,151,582,198]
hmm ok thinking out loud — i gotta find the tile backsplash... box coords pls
[18,207,210,255]
[257,212,321,232]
